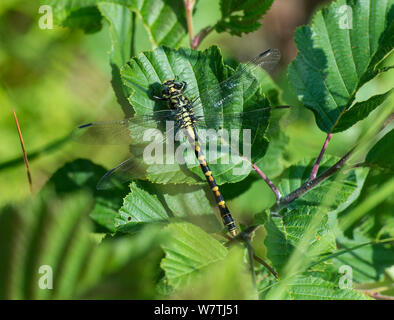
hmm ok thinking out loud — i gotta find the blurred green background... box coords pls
[0,0,393,299]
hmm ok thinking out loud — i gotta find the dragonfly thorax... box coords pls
[161,79,187,103]
[161,79,196,128]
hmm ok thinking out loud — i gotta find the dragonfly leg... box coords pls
[152,95,167,101]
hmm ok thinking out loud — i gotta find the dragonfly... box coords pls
[74,48,284,236]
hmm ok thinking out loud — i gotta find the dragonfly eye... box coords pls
[174,83,183,90]
[163,79,174,86]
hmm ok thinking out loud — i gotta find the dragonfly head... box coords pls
[162,79,187,99]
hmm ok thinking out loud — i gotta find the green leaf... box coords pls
[117,181,169,233]
[117,181,220,234]
[46,159,128,232]
[171,246,257,299]
[334,88,394,132]
[128,0,187,48]
[265,157,369,271]
[46,0,187,47]
[338,176,394,233]
[46,158,104,193]
[0,191,165,299]
[331,231,394,283]
[98,2,134,115]
[160,222,228,290]
[0,158,168,299]
[216,0,274,36]
[120,45,273,185]
[45,0,104,33]
[265,275,371,300]
[0,187,94,299]
[289,0,394,133]
[366,127,394,172]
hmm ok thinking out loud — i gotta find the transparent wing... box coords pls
[186,49,281,116]
[96,156,148,190]
[195,105,288,130]
[71,110,176,145]
[192,106,289,164]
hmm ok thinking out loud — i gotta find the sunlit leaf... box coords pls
[117,181,220,233]
[366,127,394,172]
[216,0,274,36]
[160,222,227,289]
[330,231,394,283]
[265,156,369,271]
[289,0,393,133]
[45,0,187,47]
[265,275,371,300]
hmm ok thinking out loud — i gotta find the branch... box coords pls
[226,225,279,279]
[13,109,33,194]
[273,147,355,212]
[184,0,195,48]
[253,254,278,279]
[359,285,394,300]
[191,26,214,49]
[252,163,281,203]
[309,133,333,180]
[245,240,257,288]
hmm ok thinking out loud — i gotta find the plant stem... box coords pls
[253,254,279,279]
[309,133,333,181]
[233,226,279,280]
[13,109,33,195]
[246,240,257,288]
[184,0,195,47]
[191,26,214,49]
[273,147,355,212]
[252,163,281,203]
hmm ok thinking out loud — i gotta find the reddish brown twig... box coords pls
[360,289,394,300]
[274,147,355,212]
[252,163,281,203]
[253,254,278,279]
[13,109,33,194]
[309,133,333,181]
[191,26,214,49]
[184,0,195,47]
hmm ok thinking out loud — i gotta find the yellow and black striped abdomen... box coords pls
[191,128,237,236]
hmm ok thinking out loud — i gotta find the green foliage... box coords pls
[169,246,257,299]
[45,0,187,47]
[216,0,274,36]
[332,231,394,283]
[0,160,161,299]
[117,181,220,234]
[2,0,393,300]
[265,156,369,272]
[289,0,393,133]
[366,128,394,172]
[265,275,372,300]
[160,222,228,290]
